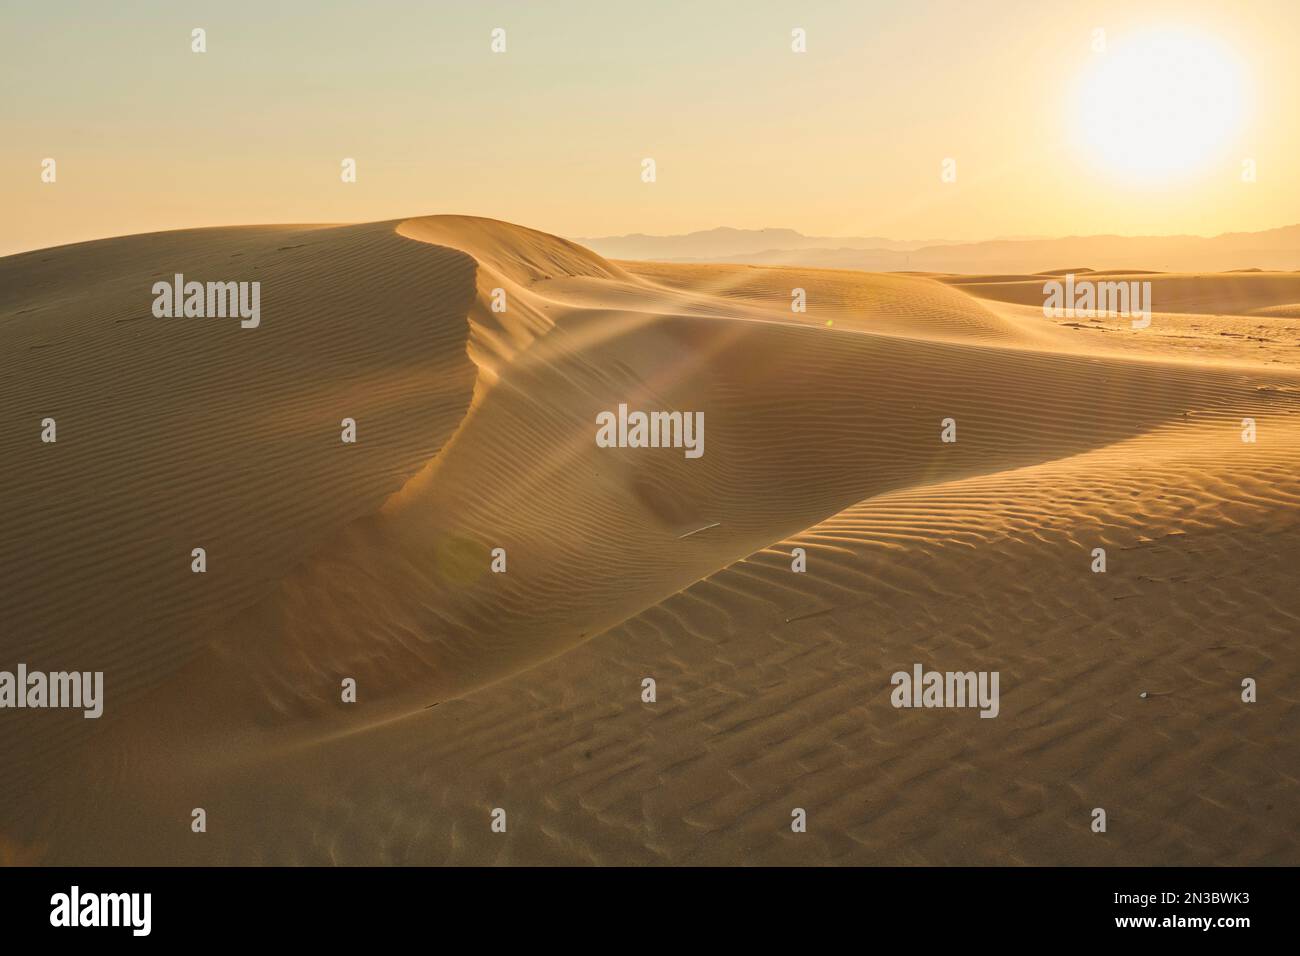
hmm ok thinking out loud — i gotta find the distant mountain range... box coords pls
[574,224,1300,274]
[571,227,966,259]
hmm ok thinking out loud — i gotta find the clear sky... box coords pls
[3,0,1297,255]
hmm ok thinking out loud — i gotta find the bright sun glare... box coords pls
[1074,28,1248,182]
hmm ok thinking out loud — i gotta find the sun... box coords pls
[1073,27,1248,182]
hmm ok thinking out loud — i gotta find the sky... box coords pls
[3,0,1298,255]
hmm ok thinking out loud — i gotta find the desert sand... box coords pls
[579,224,1300,274]
[1,216,1297,865]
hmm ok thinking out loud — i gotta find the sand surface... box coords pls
[2,217,1297,865]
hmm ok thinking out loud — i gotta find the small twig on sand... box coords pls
[678,522,720,540]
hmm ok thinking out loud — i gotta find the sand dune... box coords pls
[580,223,1300,274]
[1,216,1297,865]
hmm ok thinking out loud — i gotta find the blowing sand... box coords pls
[1,216,1297,865]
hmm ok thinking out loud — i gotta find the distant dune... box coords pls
[573,226,964,261]
[2,216,1298,865]
[579,224,1300,274]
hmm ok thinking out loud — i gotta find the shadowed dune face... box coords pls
[0,222,479,795]
[2,216,1298,864]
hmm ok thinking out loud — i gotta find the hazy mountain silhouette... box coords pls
[576,224,1300,273]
